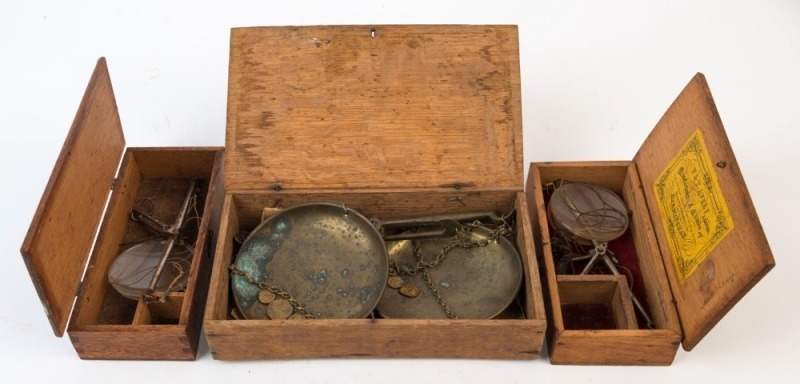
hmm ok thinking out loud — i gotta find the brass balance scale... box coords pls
[107,180,201,303]
[228,203,524,320]
[547,180,653,328]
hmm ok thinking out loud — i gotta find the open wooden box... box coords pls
[526,74,775,365]
[203,25,548,360]
[20,59,225,360]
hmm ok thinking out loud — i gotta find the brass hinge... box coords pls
[111,177,118,190]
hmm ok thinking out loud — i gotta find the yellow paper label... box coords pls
[654,130,734,283]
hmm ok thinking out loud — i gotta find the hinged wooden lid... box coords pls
[634,73,775,351]
[225,25,523,191]
[20,58,125,337]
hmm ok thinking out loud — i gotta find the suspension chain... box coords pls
[229,264,316,319]
[388,220,511,319]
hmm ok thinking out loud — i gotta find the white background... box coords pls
[1,1,798,383]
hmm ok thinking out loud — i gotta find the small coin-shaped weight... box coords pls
[288,313,306,320]
[258,289,276,304]
[387,276,405,289]
[266,298,294,320]
[399,284,421,298]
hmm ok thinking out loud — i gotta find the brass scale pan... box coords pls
[231,203,522,320]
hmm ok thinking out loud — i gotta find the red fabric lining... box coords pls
[561,303,616,330]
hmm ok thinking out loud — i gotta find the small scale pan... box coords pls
[231,203,388,319]
[376,224,523,319]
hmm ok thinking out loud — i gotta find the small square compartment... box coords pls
[558,275,638,331]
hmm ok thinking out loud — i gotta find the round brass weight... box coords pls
[231,203,388,319]
[376,226,523,319]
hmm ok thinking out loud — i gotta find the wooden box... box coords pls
[526,74,775,365]
[20,59,225,360]
[203,25,548,360]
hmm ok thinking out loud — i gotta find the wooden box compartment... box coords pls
[206,191,544,359]
[557,275,638,331]
[526,75,775,365]
[203,25,547,360]
[21,59,225,360]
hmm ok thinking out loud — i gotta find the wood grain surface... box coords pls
[205,318,543,360]
[20,58,125,337]
[633,74,775,351]
[225,25,523,191]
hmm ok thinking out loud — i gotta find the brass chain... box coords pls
[418,236,457,318]
[229,264,317,319]
[389,220,511,319]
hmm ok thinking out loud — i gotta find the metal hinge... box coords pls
[111,177,118,190]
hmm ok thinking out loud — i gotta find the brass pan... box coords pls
[376,225,522,319]
[231,203,388,319]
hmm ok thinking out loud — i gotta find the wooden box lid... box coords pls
[633,73,775,351]
[225,25,523,191]
[20,58,125,337]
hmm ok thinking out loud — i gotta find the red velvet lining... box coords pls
[561,303,616,330]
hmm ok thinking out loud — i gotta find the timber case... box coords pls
[526,74,775,365]
[202,25,548,360]
[20,24,774,366]
[21,59,225,360]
